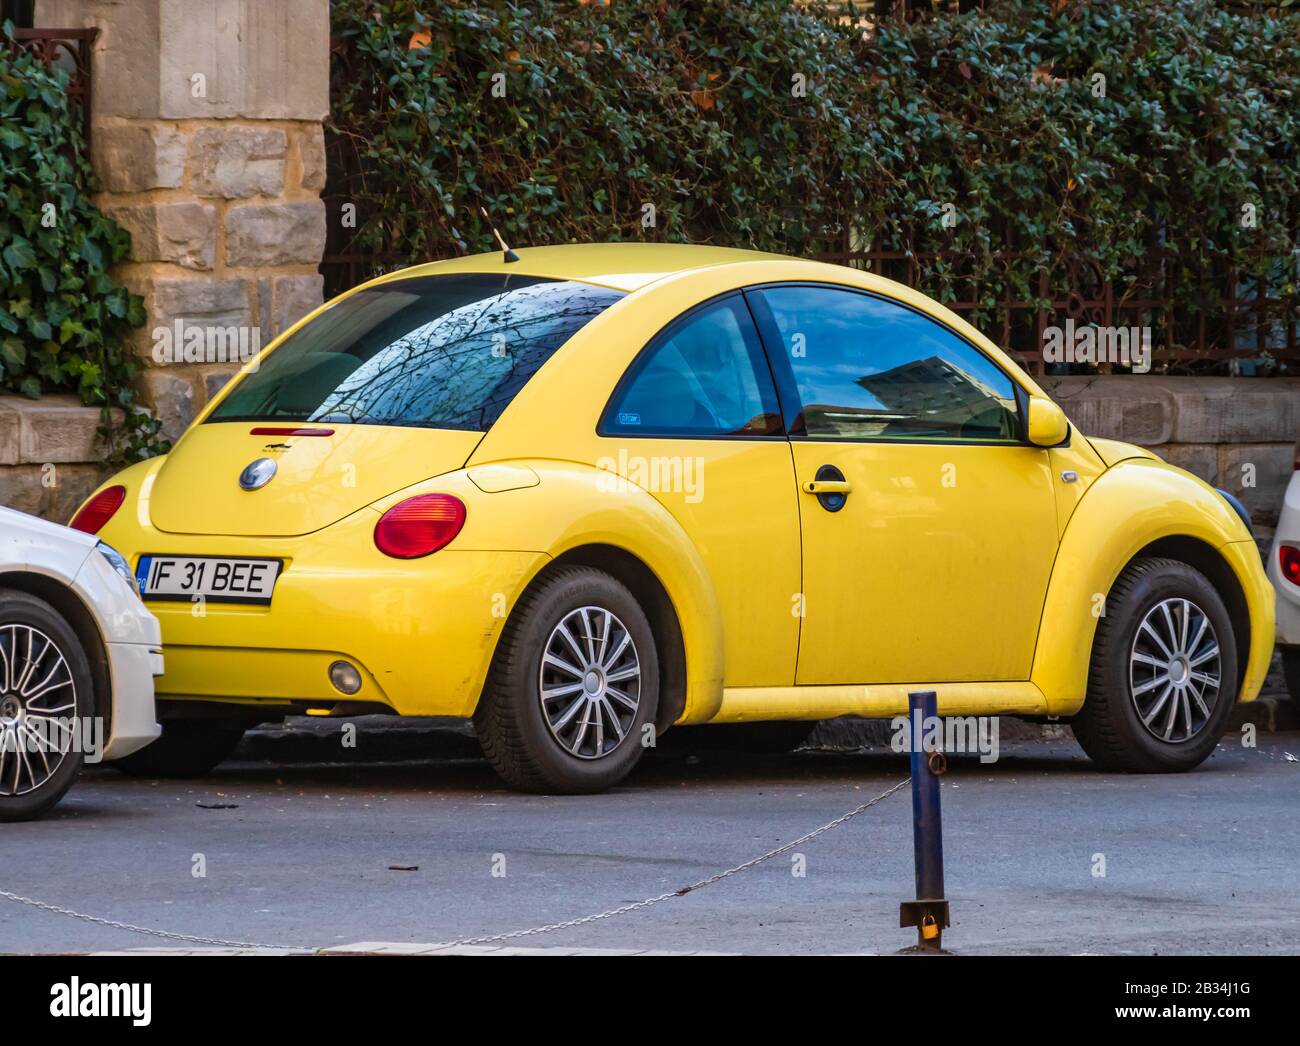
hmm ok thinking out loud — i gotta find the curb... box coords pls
[89,944,738,957]
[234,699,1299,768]
[236,716,480,764]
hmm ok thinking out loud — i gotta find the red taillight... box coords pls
[70,486,126,535]
[374,494,466,559]
[1280,545,1300,586]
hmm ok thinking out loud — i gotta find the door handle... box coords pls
[804,465,850,512]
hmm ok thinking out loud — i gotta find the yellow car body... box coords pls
[79,244,1273,787]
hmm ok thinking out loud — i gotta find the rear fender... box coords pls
[371,460,726,723]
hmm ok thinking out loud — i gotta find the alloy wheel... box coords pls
[1128,597,1222,743]
[538,606,641,759]
[0,624,78,797]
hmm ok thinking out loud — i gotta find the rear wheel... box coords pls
[0,590,95,822]
[475,566,658,794]
[1072,557,1237,772]
[110,719,246,778]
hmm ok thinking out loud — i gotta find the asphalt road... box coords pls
[2,719,1298,956]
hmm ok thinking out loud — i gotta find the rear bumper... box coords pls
[94,486,550,719]
[147,546,546,718]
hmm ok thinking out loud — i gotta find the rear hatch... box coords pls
[149,424,481,537]
[148,271,625,537]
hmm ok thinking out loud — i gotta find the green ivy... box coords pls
[329,0,1300,362]
[0,22,162,460]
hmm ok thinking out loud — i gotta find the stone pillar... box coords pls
[37,0,330,442]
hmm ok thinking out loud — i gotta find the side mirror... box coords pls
[1026,396,1069,447]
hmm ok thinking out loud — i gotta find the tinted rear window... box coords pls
[210,274,624,431]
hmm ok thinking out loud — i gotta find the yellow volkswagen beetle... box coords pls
[72,244,1273,792]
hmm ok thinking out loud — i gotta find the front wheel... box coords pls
[0,590,95,822]
[1072,557,1238,772]
[475,566,659,794]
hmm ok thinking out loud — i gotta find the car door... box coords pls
[746,283,1059,685]
[599,292,803,687]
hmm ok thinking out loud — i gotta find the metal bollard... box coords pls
[899,690,950,951]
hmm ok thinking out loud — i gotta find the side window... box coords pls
[751,285,1020,442]
[603,295,783,437]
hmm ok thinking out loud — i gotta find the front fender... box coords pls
[371,460,727,724]
[1032,457,1268,715]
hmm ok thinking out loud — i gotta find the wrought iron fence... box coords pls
[320,31,402,300]
[320,227,1299,377]
[815,242,1300,376]
[7,27,97,148]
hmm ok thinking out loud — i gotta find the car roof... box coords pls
[378,243,789,293]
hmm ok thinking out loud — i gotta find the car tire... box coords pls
[0,589,95,822]
[1072,557,1238,772]
[110,720,246,778]
[474,566,659,794]
[1280,648,1300,711]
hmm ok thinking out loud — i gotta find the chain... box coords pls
[0,889,299,951]
[418,776,911,950]
[0,776,909,952]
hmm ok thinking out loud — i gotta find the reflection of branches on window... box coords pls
[317,292,516,422]
[212,276,623,427]
[309,284,615,429]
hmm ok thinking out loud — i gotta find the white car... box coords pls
[0,505,161,821]
[1267,459,1300,707]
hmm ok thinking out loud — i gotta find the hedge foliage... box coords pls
[0,24,158,459]
[330,0,1300,356]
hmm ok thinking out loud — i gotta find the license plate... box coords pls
[136,555,282,605]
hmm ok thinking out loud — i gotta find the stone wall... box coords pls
[1044,376,1300,528]
[36,0,330,444]
[0,1,329,521]
[0,397,117,522]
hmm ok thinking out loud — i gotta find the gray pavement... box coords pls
[2,717,1299,956]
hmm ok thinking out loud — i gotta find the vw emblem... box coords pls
[238,457,278,491]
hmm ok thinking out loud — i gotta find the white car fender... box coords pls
[1,506,161,761]
[72,552,163,760]
[1268,469,1300,647]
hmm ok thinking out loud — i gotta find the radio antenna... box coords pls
[479,206,520,263]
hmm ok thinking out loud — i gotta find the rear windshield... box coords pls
[209,273,624,431]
